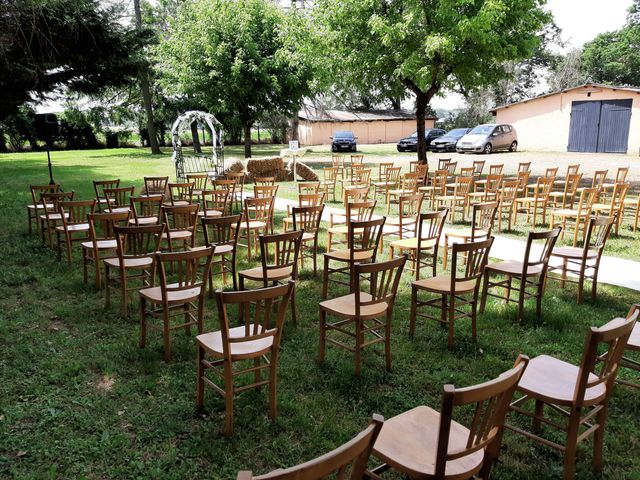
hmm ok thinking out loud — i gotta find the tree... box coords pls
[547,48,589,91]
[0,0,146,121]
[582,24,640,87]
[312,0,550,162]
[156,0,313,157]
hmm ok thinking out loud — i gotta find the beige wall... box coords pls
[298,119,435,146]
[494,88,640,154]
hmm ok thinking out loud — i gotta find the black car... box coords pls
[429,127,472,152]
[396,128,446,152]
[330,130,357,152]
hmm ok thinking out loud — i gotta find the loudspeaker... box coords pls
[35,113,60,140]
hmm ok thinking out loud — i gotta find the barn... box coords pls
[297,107,436,146]
[491,83,640,154]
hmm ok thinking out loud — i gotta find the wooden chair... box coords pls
[226,171,246,213]
[27,184,60,234]
[214,178,237,212]
[104,186,134,213]
[548,216,615,304]
[372,166,401,197]
[319,255,406,375]
[129,194,163,225]
[238,230,303,324]
[550,187,599,246]
[518,161,531,173]
[472,159,486,178]
[341,164,367,190]
[591,182,629,235]
[323,217,385,299]
[371,355,529,480]
[460,167,475,178]
[39,191,75,247]
[389,209,448,280]
[443,201,498,270]
[343,168,371,204]
[381,193,423,250]
[415,163,429,187]
[474,164,503,192]
[161,204,199,251]
[296,181,319,194]
[543,166,559,178]
[480,228,561,323]
[350,153,364,165]
[201,214,242,292]
[331,154,346,181]
[320,166,339,202]
[576,169,607,200]
[386,172,421,213]
[167,182,194,206]
[507,314,636,480]
[623,194,640,232]
[600,166,629,201]
[292,204,325,275]
[196,282,294,435]
[234,197,271,261]
[410,237,494,346]
[105,224,164,316]
[255,176,277,187]
[93,179,120,212]
[437,158,451,170]
[445,160,458,179]
[468,174,502,205]
[328,200,376,252]
[612,304,640,388]
[553,164,581,190]
[140,246,214,361]
[252,185,279,234]
[186,173,210,200]
[238,414,383,480]
[198,189,230,220]
[283,192,324,232]
[143,176,168,198]
[515,176,554,226]
[496,180,518,233]
[372,162,395,183]
[515,170,531,198]
[549,173,582,209]
[419,169,448,209]
[435,176,473,223]
[55,199,95,265]
[82,211,130,288]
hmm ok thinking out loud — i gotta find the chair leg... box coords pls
[322,256,329,299]
[479,272,489,313]
[591,267,598,301]
[268,352,278,420]
[593,402,608,471]
[290,283,297,325]
[517,278,526,323]
[563,411,580,480]
[443,236,449,270]
[318,309,326,363]
[196,345,205,408]
[162,310,171,362]
[223,361,234,437]
[139,297,147,348]
[384,311,392,371]
[532,399,544,432]
[409,286,417,336]
[355,318,362,376]
[447,294,455,348]
[105,265,111,308]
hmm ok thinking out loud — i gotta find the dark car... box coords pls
[429,127,472,152]
[330,130,357,152]
[396,128,446,152]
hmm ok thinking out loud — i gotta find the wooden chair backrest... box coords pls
[168,182,194,204]
[574,187,598,216]
[532,177,555,199]
[258,230,303,284]
[460,167,475,178]
[416,163,429,184]
[113,224,164,261]
[348,217,385,261]
[30,184,60,206]
[355,255,407,315]
[256,177,277,186]
[607,182,629,216]
[417,209,448,247]
[214,179,237,200]
[451,237,494,285]
[583,215,615,258]
[331,154,346,168]
[574,313,637,408]
[562,173,583,196]
[226,171,246,187]
[409,160,419,173]
[346,200,376,225]
[489,164,503,175]
[438,158,451,170]
[88,211,130,243]
[615,166,629,183]
[485,174,503,194]
[344,186,369,206]
[566,164,580,176]
[518,162,531,173]
[385,166,402,183]
[398,193,424,221]
[130,195,163,224]
[104,186,135,210]
[201,189,230,217]
[592,170,608,189]
[544,167,558,178]
[297,181,319,194]
[350,154,364,165]
[201,214,242,251]
[323,167,339,183]
[431,170,449,196]
[453,176,474,197]
[401,172,421,191]
[516,171,530,190]
[244,197,272,223]
[217,282,294,363]
[161,204,199,233]
[254,185,279,199]
[499,181,518,204]
[144,176,168,196]
[353,168,371,185]
[40,191,74,214]
[377,162,395,179]
[434,356,529,477]
[58,200,96,228]
[292,205,324,235]
[446,161,458,176]
[298,193,325,208]
[472,160,486,177]
[522,227,561,274]
[153,246,214,300]
[186,173,210,191]
[471,202,498,240]
[93,179,120,201]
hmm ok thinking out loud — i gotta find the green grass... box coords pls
[0,147,639,479]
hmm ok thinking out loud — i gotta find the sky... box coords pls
[432,0,633,109]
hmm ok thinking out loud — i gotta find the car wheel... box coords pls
[483,143,492,155]
[509,141,518,152]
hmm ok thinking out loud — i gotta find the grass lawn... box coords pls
[0,147,639,479]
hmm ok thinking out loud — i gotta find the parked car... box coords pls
[456,124,518,154]
[429,127,472,152]
[330,131,357,152]
[396,128,446,152]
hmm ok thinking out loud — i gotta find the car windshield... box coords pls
[469,125,495,135]
[447,128,469,137]
[408,132,418,138]
[334,131,353,139]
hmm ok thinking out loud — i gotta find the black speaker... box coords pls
[35,113,60,140]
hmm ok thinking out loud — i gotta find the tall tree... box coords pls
[133,0,161,154]
[312,0,550,162]
[157,0,313,158]
[582,23,640,87]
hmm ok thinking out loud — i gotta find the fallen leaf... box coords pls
[17,451,27,457]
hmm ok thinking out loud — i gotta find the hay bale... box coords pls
[247,156,289,182]
[224,158,246,174]
[286,160,318,181]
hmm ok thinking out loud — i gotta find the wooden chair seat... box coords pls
[128,216,158,225]
[413,274,477,294]
[324,249,373,262]
[623,197,638,205]
[39,212,69,221]
[162,230,193,241]
[28,202,53,210]
[110,207,130,214]
[197,325,273,358]
[485,260,543,276]
[319,292,388,319]
[517,354,606,407]
[446,228,487,240]
[373,405,484,479]
[198,209,223,218]
[389,188,414,196]
[434,194,456,202]
[104,256,153,269]
[301,231,315,242]
[389,237,436,250]
[139,284,202,304]
[552,208,579,217]
[590,202,611,212]
[551,246,599,260]
[81,239,117,250]
[234,220,267,230]
[55,223,89,232]
[385,216,417,227]
[238,265,294,282]
[166,200,190,207]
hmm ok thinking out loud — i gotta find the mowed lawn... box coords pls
[0,147,639,479]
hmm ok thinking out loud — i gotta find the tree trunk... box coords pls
[190,122,202,153]
[134,0,161,155]
[290,115,299,141]
[415,92,428,164]
[0,129,6,152]
[243,123,252,158]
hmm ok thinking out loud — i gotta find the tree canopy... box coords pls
[156,0,313,157]
[582,24,640,87]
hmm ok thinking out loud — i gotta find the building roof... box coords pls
[299,107,436,123]
[490,83,640,114]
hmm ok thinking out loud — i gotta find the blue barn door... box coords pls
[567,101,600,152]
[597,99,632,153]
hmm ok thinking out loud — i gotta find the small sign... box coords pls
[289,140,299,151]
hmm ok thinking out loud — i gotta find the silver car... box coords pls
[456,123,518,154]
